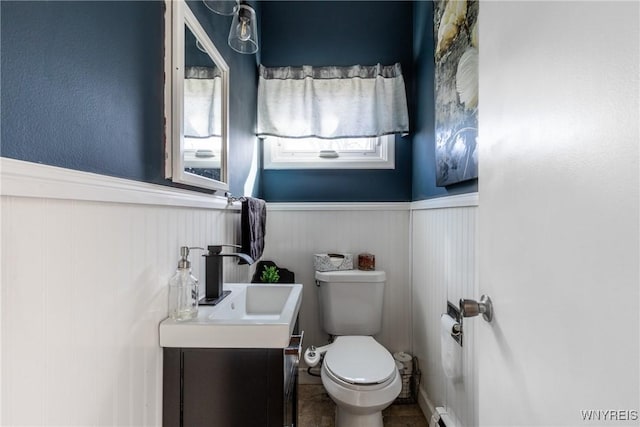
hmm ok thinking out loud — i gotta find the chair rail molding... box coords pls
[411,193,479,210]
[0,158,232,210]
[266,202,410,211]
[266,194,478,212]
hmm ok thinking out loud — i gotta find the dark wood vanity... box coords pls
[163,333,302,427]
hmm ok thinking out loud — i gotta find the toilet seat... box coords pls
[323,336,397,386]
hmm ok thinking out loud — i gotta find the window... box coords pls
[257,64,408,170]
[263,135,395,170]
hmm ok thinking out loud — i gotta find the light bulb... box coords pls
[236,17,251,42]
[228,4,258,54]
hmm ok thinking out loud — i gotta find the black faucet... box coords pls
[201,245,254,306]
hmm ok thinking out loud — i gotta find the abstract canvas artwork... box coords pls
[434,0,478,186]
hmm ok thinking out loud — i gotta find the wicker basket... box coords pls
[394,357,421,404]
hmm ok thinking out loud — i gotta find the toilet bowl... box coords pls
[308,336,401,427]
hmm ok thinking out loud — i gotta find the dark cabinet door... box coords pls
[164,348,286,427]
[182,349,271,426]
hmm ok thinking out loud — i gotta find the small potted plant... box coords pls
[260,265,280,283]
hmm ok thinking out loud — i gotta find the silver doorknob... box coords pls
[460,295,493,322]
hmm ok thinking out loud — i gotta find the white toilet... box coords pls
[304,270,401,427]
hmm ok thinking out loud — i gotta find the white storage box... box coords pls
[313,253,353,272]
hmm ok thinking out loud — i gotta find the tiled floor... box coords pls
[298,384,428,427]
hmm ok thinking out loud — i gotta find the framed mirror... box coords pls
[165,0,230,191]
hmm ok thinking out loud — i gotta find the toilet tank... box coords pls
[315,270,386,336]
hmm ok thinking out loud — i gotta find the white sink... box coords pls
[159,283,303,348]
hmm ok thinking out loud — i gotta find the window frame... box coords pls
[263,135,395,170]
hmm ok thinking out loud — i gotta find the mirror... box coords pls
[165,0,230,191]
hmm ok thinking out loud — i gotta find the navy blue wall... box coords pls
[259,1,413,202]
[2,0,475,201]
[1,1,164,182]
[411,0,477,199]
[1,1,258,196]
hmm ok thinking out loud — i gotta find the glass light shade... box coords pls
[228,4,258,54]
[203,0,239,16]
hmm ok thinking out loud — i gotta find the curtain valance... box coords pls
[257,63,409,139]
[184,66,222,138]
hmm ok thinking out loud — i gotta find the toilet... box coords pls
[304,270,401,427]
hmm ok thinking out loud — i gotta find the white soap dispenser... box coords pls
[168,246,199,321]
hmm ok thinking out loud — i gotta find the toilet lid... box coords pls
[324,336,396,385]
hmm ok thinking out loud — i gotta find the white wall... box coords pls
[411,197,478,427]
[0,160,247,426]
[262,205,412,361]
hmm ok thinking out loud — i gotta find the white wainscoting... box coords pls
[1,159,480,425]
[411,201,478,427]
[1,160,246,426]
[263,204,412,362]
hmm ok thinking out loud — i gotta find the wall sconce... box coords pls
[203,0,239,16]
[228,4,258,54]
[202,0,258,55]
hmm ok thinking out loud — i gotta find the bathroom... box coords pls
[1,0,638,426]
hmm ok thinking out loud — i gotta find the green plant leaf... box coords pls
[260,265,280,283]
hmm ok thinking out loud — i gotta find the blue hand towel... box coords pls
[240,197,266,265]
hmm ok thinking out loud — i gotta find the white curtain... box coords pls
[184,66,222,138]
[257,63,409,139]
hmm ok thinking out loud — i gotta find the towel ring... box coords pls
[225,192,246,205]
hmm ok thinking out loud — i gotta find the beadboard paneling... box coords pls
[263,208,411,359]
[412,206,478,426]
[1,195,245,426]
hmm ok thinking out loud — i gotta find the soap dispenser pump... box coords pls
[168,246,199,321]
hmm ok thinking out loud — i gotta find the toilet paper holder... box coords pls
[446,302,463,346]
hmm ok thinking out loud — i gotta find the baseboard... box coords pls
[417,386,436,424]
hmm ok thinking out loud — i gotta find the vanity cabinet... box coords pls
[163,334,302,427]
